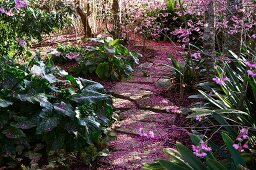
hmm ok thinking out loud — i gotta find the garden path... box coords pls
[97,38,189,170]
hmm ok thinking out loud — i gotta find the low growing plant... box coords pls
[49,38,141,80]
[0,54,113,168]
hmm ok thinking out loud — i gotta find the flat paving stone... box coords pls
[112,97,136,109]
[136,95,182,113]
[108,82,156,100]
[126,76,159,84]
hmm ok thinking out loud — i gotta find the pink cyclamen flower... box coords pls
[247,70,256,77]
[15,0,29,9]
[212,77,229,85]
[245,61,256,68]
[252,34,256,39]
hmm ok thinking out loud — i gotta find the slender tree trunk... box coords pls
[203,0,215,78]
[224,0,243,58]
[75,0,93,38]
[251,2,256,50]
[112,0,121,39]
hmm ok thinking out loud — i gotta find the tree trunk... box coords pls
[224,0,243,58]
[75,0,93,38]
[112,0,121,39]
[203,0,215,77]
[251,2,256,50]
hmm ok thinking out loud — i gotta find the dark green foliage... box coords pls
[49,38,141,80]
[0,0,73,56]
[0,55,113,168]
[144,133,255,170]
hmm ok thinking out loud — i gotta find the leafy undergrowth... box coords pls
[47,38,141,81]
[0,55,113,169]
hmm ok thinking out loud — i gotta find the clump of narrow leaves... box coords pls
[0,54,113,168]
[144,133,256,170]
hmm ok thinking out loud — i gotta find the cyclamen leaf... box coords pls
[11,120,37,130]
[36,117,59,134]
[96,62,110,79]
[54,102,76,118]
[2,127,26,139]
[0,99,13,108]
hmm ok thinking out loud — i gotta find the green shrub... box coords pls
[49,38,141,80]
[0,0,72,56]
[0,54,113,168]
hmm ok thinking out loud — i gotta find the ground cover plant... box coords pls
[0,55,113,168]
[48,38,141,80]
[0,0,113,169]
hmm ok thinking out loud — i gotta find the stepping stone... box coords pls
[118,109,176,123]
[108,82,155,100]
[136,95,181,113]
[126,76,159,84]
[138,62,153,69]
[155,78,172,89]
[112,97,136,109]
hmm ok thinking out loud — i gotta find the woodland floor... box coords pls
[37,33,196,170]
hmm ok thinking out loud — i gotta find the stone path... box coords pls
[97,42,188,170]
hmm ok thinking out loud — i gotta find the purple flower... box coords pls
[247,70,256,77]
[200,142,212,152]
[192,141,212,158]
[138,128,147,137]
[50,49,61,56]
[252,34,256,39]
[15,0,29,9]
[233,144,240,150]
[148,131,155,138]
[0,7,6,14]
[212,77,229,85]
[243,143,249,149]
[66,53,80,60]
[5,9,14,16]
[239,128,249,139]
[192,145,207,158]
[245,61,256,68]
[18,40,26,47]
[192,52,201,59]
[195,115,202,121]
